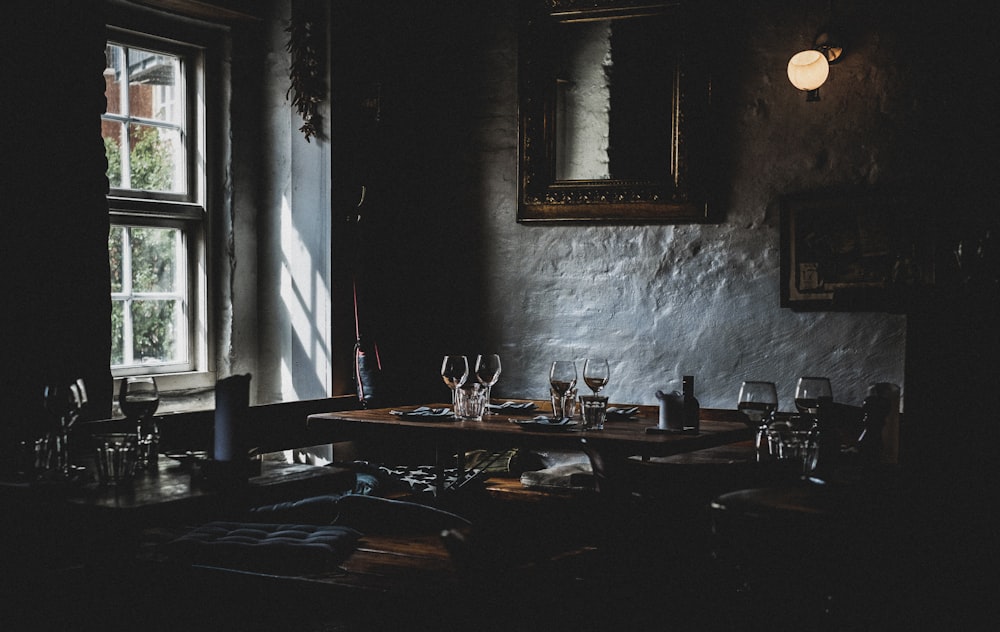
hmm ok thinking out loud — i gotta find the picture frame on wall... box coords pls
[779,189,934,312]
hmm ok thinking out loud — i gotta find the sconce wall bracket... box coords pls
[814,32,843,65]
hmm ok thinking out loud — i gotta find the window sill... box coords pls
[112,370,216,417]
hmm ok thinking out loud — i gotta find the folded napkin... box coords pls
[520,462,594,490]
[488,401,537,412]
[390,407,453,419]
[606,406,639,420]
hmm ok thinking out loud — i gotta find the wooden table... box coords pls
[1,454,355,571]
[4,454,352,517]
[307,401,752,494]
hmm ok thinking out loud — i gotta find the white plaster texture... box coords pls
[476,2,906,412]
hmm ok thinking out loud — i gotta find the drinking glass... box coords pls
[120,377,160,423]
[119,377,160,471]
[737,381,779,461]
[41,378,89,478]
[43,383,74,431]
[582,358,610,395]
[737,381,779,427]
[474,354,502,414]
[549,360,577,419]
[441,355,470,413]
[794,377,833,416]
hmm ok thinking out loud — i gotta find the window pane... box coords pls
[104,44,124,116]
[132,299,182,364]
[109,225,124,292]
[128,49,182,125]
[111,300,125,366]
[127,123,184,193]
[131,227,178,292]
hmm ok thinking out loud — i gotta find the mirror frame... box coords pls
[517,0,713,223]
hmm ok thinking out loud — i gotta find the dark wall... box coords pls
[891,4,1000,477]
[330,0,494,405]
[2,1,113,462]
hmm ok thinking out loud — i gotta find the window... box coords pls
[103,28,207,381]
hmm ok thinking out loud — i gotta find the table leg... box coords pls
[434,445,446,497]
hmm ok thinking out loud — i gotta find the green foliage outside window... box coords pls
[107,124,181,367]
[109,224,181,367]
[104,126,174,192]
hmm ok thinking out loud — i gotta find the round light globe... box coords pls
[787,49,829,91]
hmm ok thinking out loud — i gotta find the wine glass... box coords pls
[441,355,469,413]
[43,383,73,431]
[474,354,502,414]
[120,376,160,467]
[70,378,88,425]
[583,358,610,395]
[737,381,779,427]
[40,378,88,478]
[794,377,833,417]
[119,377,160,425]
[549,360,577,419]
[737,381,779,461]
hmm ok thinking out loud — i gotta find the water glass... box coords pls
[136,435,159,472]
[455,382,488,421]
[766,420,819,474]
[15,437,48,479]
[550,385,578,420]
[580,394,609,430]
[93,433,138,486]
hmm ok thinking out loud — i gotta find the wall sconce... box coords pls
[787,32,843,101]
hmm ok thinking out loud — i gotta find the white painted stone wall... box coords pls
[476,2,907,412]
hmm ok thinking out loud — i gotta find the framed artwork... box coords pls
[516,0,713,223]
[780,190,932,311]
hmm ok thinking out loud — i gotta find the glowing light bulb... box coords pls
[787,49,830,92]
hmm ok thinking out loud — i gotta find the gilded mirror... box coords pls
[517,0,713,222]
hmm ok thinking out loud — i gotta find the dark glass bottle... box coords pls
[682,375,700,432]
[354,336,382,408]
[811,399,840,480]
[857,394,890,465]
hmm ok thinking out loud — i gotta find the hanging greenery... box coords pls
[285,1,325,142]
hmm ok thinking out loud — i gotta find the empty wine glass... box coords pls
[43,383,74,431]
[549,360,577,419]
[474,354,502,414]
[737,381,779,462]
[441,355,469,414]
[70,378,88,425]
[794,377,833,417]
[583,358,610,395]
[42,381,84,478]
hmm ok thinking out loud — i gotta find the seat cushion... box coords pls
[164,522,361,575]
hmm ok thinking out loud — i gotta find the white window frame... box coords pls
[105,24,212,392]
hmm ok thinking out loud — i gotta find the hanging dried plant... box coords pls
[285,2,325,142]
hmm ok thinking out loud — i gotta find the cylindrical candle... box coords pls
[214,374,251,462]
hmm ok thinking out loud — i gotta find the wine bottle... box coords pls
[682,375,700,432]
[811,398,840,480]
